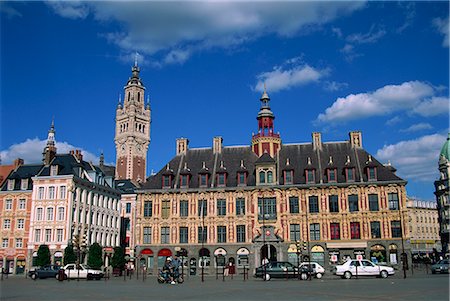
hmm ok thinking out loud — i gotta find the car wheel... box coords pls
[87,274,93,280]
[300,273,308,280]
[431,270,436,274]
[344,271,352,279]
[316,273,323,279]
[264,274,271,281]
[31,273,37,280]
[380,270,388,278]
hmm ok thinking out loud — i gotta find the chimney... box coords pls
[14,158,24,168]
[176,138,189,155]
[312,132,322,151]
[73,149,83,162]
[213,136,223,154]
[349,131,362,148]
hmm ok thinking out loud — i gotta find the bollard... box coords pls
[124,269,126,281]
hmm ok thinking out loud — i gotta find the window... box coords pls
[306,170,315,183]
[143,227,152,244]
[290,224,301,241]
[309,196,319,213]
[60,186,66,199]
[17,219,24,229]
[198,200,207,217]
[143,201,153,217]
[388,193,399,210]
[49,186,55,199]
[160,227,170,244]
[236,198,245,216]
[289,197,299,213]
[237,172,246,185]
[217,199,226,216]
[330,223,340,240]
[179,227,188,243]
[217,173,226,186]
[348,194,359,212]
[180,200,189,217]
[7,179,14,191]
[237,225,246,243]
[15,238,23,248]
[346,168,355,181]
[38,187,45,199]
[47,207,54,220]
[21,179,28,190]
[310,223,320,240]
[2,238,8,248]
[163,176,171,188]
[328,169,337,182]
[259,171,265,184]
[267,171,273,183]
[368,194,379,211]
[3,219,11,229]
[199,174,208,187]
[56,229,63,242]
[126,203,131,214]
[198,226,207,243]
[35,229,41,242]
[19,199,26,210]
[36,207,43,220]
[350,222,360,239]
[180,175,189,188]
[5,199,12,210]
[57,207,65,220]
[329,195,339,213]
[258,198,277,220]
[217,226,226,243]
[367,167,376,181]
[50,165,58,176]
[391,221,402,238]
[285,170,293,184]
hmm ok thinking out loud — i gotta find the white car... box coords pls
[62,264,104,280]
[298,262,325,279]
[335,259,394,279]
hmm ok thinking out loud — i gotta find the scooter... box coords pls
[157,269,184,284]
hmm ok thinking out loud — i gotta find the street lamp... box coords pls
[295,240,301,279]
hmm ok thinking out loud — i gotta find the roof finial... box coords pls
[264,82,267,93]
[134,52,139,67]
[329,156,333,165]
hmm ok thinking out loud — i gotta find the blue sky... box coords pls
[0,1,448,200]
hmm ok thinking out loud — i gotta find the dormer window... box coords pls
[367,167,377,181]
[180,175,189,188]
[237,172,246,186]
[21,179,28,190]
[345,168,355,182]
[50,165,58,176]
[199,174,208,187]
[284,170,293,184]
[217,173,226,187]
[327,168,337,183]
[259,169,273,184]
[306,169,315,184]
[7,179,14,191]
[163,176,170,188]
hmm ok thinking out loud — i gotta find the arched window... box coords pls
[267,171,273,183]
[259,171,265,183]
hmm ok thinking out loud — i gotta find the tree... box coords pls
[111,247,126,270]
[87,243,103,269]
[36,244,51,267]
[63,245,77,265]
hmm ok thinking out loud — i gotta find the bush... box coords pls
[111,247,126,270]
[63,245,77,265]
[87,243,103,269]
[36,245,51,267]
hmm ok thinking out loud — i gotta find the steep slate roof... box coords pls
[115,179,139,194]
[142,139,404,191]
[0,164,43,191]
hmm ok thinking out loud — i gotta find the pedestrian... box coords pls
[262,257,269,265]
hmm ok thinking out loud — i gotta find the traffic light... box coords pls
[81,233,87,248]
[72,234,79,249]
[295,240,301,254]
[303,241,307,251]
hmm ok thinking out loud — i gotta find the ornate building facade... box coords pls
[435,133,450,255]
[135,91,410,275]
[115,62,151,183]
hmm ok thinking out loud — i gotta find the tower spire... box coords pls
[134,52,139,67]
[43,119,57,165]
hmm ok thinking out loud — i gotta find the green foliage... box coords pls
[87,243,103,269]
[111,247,126,269]
[36,244,51,267]
[63,245,77,265]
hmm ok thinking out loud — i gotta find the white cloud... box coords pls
[412,96,450,117]
[346,26,386,44]
[254,60,328,93]
[0,138,101,165]
[316,81,446,123]
[323,81,348,92]
[46,1,365,65]
[385,116,402,126]
[400,122,433,133]
[376,133,445,182]
[433,17,449,47]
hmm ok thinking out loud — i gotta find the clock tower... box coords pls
[115,61,151,182]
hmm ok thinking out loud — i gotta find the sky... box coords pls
[0,1,449,201]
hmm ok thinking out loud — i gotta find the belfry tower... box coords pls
[115,60,151,182]
[251,88,281,157]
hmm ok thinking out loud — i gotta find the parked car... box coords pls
[431,259,449,274]
[255,261,298,280]
[298,262,325,279]
[335,259,394,279]
[28,265,62,280]
[62,263,103,280]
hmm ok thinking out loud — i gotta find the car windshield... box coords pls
[438,260,449,264]
[80,264,91,269]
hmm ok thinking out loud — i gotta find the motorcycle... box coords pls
[157,269,184,284]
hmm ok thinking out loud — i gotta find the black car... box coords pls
[28,265,62,280]
[255,261,298,280]
[431,259,449,274]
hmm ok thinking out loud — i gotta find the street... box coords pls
[0,272,448,301]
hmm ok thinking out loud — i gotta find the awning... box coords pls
[140,249,153,255]
[237,248,249,256]
[214,248,227,256]
[158,249,172,257]
[327,242,368,249]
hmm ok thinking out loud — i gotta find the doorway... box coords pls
[260,244,277,263]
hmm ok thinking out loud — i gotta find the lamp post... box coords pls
[295,240,301,280]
